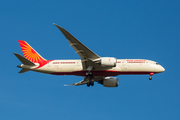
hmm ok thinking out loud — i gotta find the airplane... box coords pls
[14,24,165,87]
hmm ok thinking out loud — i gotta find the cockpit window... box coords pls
[156,63,159,65]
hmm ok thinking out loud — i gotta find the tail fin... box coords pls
[18,40,47,65]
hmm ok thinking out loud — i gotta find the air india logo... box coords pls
[18,40,46,64]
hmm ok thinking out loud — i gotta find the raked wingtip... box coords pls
[63,84,69,86]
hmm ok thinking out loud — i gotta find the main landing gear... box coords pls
[85,71,92,76]
[86,66,94,87]
[149,72,154,80]
[86,73,94,87]
[87,81,94,87]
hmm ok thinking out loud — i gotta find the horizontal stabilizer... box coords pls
[14,53,35,66]
[19,68,30,73]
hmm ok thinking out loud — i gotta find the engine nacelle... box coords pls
[103,77,119,87]
[101,57,117,67]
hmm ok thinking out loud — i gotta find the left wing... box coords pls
[65,76,104,86]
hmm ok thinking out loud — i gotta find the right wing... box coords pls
[53,24,102,70]
[54,24,112,87]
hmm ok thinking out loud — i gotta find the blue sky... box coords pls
[0,0,180,120]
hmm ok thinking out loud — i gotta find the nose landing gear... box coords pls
[149,72,154,80]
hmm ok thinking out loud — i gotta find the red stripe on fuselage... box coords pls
[51,70,158,76]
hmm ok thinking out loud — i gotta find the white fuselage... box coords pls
[23,59,164,77]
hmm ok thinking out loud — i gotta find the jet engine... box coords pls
[100,77,119,87]
[100,57,117,67]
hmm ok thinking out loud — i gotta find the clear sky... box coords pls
[0,0,180,120]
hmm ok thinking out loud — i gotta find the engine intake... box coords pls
[100,57,117,67]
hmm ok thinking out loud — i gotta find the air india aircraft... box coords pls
[14,24,165,87]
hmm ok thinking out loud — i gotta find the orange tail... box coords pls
[18,40,47,65]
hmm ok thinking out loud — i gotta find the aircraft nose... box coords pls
[162,66,165,72]
[160,66,165,72]
[154,65,165,73]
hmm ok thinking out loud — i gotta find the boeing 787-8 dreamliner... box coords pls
[14,24,165,87]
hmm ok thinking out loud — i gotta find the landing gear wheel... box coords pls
[87,83,90,87]
[85,72,89,76]
[85,72,92,76]
[90,82,94,86]
[89,72,92,76]
[149,76,152,80]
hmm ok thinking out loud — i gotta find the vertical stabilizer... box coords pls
[18,40,48,68]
